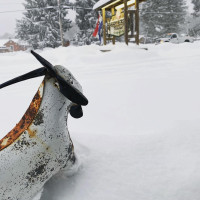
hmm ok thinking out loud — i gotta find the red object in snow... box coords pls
[93,16,100,37]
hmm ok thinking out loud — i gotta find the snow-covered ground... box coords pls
[1,42,200,200]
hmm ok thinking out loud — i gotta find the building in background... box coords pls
[0,39,30,53]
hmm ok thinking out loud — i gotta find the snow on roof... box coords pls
[93,0,145,10]
[4,39,20,44]
[0,39,19,46]
[93,0,113,10]
[0,39,29,47]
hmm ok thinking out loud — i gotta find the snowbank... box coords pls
[1,42,200,200]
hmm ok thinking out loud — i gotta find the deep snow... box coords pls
[0,42,200,200]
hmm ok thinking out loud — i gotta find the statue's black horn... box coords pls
[0,67,46,89]
[31,50,56,77]
[0,50,88,106]
[31,50,88,106]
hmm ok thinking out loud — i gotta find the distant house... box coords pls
[0,39,30,53]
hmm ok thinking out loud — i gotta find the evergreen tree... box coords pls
[192,0,200,17]
[141,0,187,38]
[190,0,200,36]
[16,0,72,49]
[75,0,98,45]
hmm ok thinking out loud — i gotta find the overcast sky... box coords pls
[0,0,24,36]
[0,0,194,37]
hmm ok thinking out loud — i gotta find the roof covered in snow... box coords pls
[93,0,146,10]
[93,0,113,10]
[0,39,29,47]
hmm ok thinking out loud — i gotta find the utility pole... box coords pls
[57,0,64,47]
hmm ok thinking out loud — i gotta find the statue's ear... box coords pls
[0,67,46,89]
[70,105,83,119]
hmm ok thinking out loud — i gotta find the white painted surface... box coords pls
[0,66,83,200]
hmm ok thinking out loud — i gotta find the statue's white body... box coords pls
[0,66,83,200]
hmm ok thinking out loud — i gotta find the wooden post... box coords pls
[111,7,115,45]
[124,0,128,45]
[111,7,115,16]
[102,8,106,45]
[135,0,139,45]
[129,10,134,37]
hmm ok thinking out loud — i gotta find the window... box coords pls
[171,34,177,39]
[10,45,14,51]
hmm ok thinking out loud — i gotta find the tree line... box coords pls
[16,0,200,49]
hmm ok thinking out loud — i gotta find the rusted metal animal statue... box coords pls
[0,51,88,200]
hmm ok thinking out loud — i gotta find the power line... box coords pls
[141,12,187,14]
[0,9,25,14]
[0,5,93,14]
[0,3,23,5]
[0,6,190,15]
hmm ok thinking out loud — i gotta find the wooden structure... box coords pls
[93,0,145,45]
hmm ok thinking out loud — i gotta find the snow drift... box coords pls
[0,42,200,200]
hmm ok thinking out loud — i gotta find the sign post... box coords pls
[124,0,128,45]
[111,7,116,44]
[102,8,107,45]
[135,0,139,45]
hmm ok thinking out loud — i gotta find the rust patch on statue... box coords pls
[27,128,37,138]
[27,127,51,152]
[0,81,44,151]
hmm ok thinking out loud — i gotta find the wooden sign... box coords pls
[108,10,125,37]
